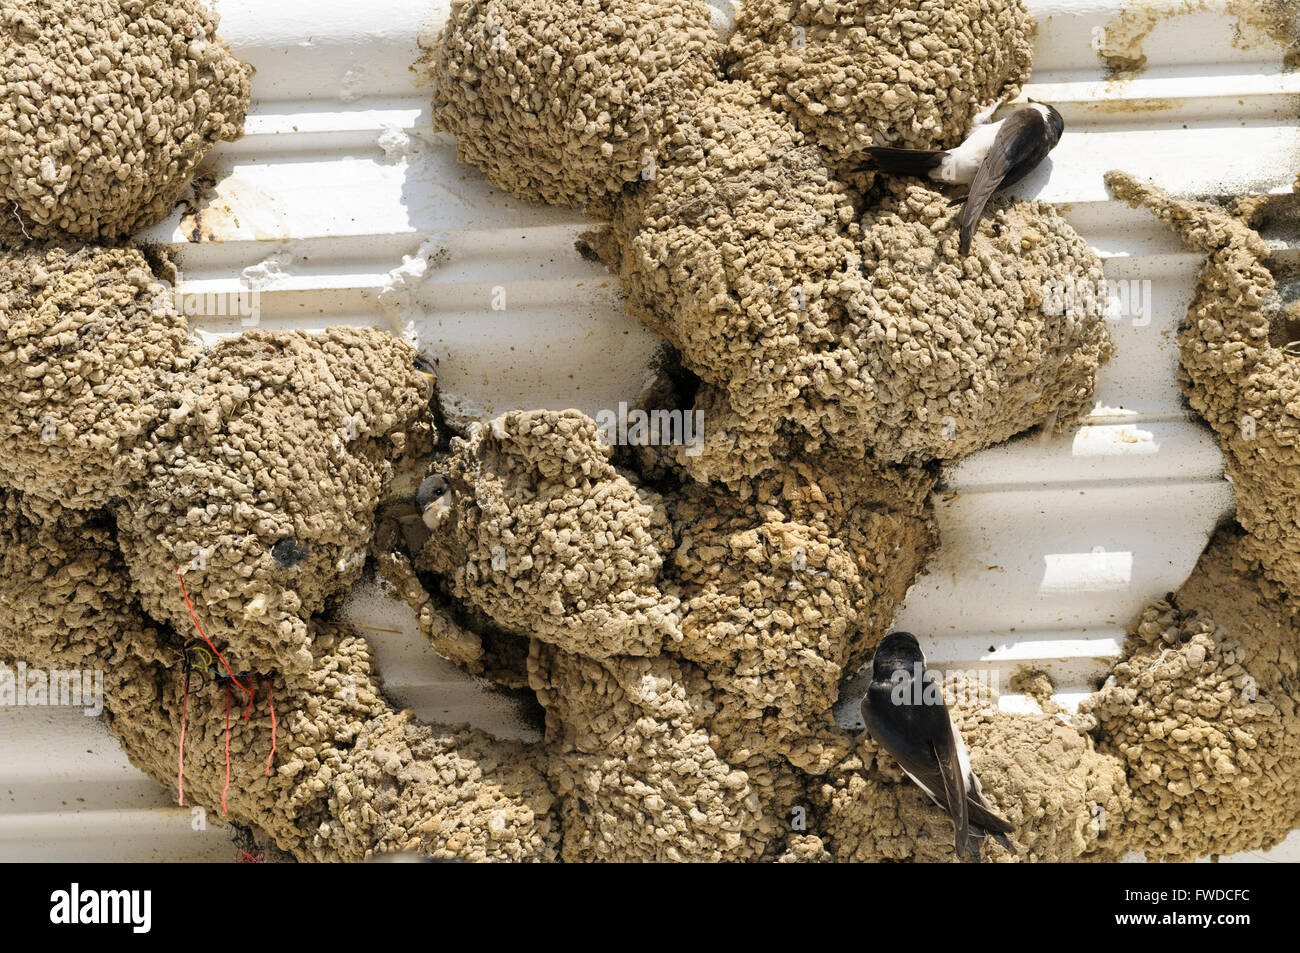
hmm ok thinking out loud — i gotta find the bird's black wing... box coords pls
[863,679,969,838]
[968,788,1015,855]
[959,108,1053,255]
[932,707,971,856]
[968,787,1014,836]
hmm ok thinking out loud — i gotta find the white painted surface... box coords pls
[0,707,233,862]
[2,0,1296,861]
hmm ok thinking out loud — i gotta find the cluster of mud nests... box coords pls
[1,0,1296,861]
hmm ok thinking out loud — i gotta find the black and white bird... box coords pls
[860,101,1064,256]
[860,631,1015,862]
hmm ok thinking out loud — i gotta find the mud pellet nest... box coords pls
[0,0,252,244]
[0,244,199,510]
[585,86,1112,480]
[1081,530,1300,862]
[13,0,1298,866]
[0,497,560,861]
[842,180,1114,463]
[728,0,1035,165]
[114,327,432,677]
[426,0,722,207]
[416,409,683,660]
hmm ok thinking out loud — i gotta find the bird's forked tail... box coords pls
[861,146,948,178]
[958,793,1016,862]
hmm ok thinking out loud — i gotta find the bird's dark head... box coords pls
[1028,99,1065,146]
[413,354,437,401]
[872,631,925,679]
[416,472,449,510]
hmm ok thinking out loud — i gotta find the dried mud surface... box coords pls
[0,245,199,510]
[0,0,251,244]
[425,0,722,208]
[416,410,683,660]
[10,0,1298,864]
[1082,529,1300,861]
[727,0,1035,166]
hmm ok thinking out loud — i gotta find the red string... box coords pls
[265,676,277,777]
[175,569,278,807]
[177,668,190,806]
[222,682,232,815]
[174,568,253,699]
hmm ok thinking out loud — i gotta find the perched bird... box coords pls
[860,631,1015,861]
[416,472,451,530]
[414,354,437,402]
[860,101,1064,256]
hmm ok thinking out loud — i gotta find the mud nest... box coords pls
[15,0,1297,866]
[425,0,722,207]
[1082,529,1300,861]
[727,0,1035,165]
[585,85,1112,481]
[0,0,252,244]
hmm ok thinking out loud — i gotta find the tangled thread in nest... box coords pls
[129,619,561,862]
[0,488,561,862]
[113,325,432,677]
[0,0,252,244]
[0,0,568,863]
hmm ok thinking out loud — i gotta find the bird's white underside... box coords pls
[933,103,1054,185]
[934,122,1002,184]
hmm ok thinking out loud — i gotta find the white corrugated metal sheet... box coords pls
[3,0,1297,862]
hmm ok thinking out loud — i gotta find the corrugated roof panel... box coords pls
[2,0,1297,862]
